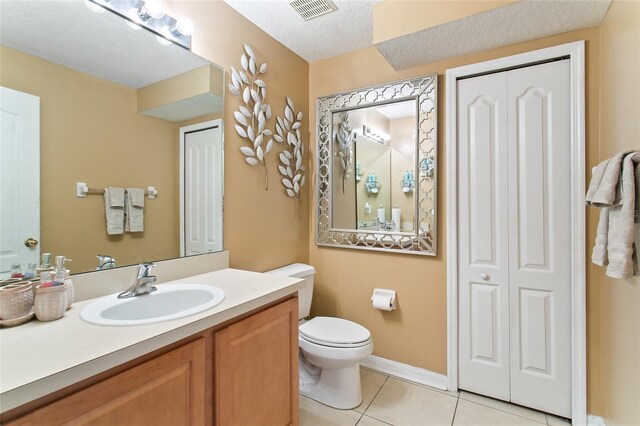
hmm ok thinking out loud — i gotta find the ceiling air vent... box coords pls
[289,0,338,21]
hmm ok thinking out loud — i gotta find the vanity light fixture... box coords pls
[85,0,193,50]
[169,17,195,38]
[362,125,389,144]
[136,0,164,22]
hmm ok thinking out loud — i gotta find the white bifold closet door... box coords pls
[457,60,571,417]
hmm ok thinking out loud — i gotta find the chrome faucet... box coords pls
[117,262,158,299]
[381,221,395,231]
[96,254,116,270]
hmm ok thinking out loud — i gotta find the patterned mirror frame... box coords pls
[316,74,438,255]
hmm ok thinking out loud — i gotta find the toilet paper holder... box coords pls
[371,288,396,311]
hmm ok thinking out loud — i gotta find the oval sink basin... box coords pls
[81,284,225,326]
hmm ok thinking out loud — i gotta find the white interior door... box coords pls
[457,60,572,417]
[507,60,571,417]
[457,72,511,401]
[0,86,40,277]
[182,122,223,256]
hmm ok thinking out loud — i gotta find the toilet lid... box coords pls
[299,317,371,347]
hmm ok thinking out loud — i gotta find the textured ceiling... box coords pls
[0,0,211,88]
[223,0,382,63]
[376,0,612,70]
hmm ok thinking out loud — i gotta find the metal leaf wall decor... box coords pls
[335,112,355,194]
[228,44,306,206]
[228,44,273,189]
[275,97,305,215]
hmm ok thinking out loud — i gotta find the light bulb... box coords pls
[137,0,164,22]
[169,16,194,37]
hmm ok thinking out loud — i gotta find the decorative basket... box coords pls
[0,282,34,320]
[35,284,68,321]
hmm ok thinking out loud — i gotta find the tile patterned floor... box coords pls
[300,367,572,426]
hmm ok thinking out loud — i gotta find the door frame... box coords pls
[179,119,224,257]
[445,41,586,424]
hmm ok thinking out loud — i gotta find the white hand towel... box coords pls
[125,188,145,233]
[104,187,125,235]
[602,152,640,279]
[586,151,633,207]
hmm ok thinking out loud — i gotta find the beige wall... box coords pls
[0,46,181,273]
[598,1,640,424]
[165,1,310,272]
[309,28,602,409]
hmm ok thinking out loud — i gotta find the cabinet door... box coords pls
[9,339,206,426]
[215,298,298,426]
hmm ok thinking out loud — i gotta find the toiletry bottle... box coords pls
[10,263,23,279]
[24,262,37,279]
[36,253,53,277]
[53,256,74,309]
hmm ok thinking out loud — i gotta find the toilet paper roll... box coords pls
[372,294,394,311]
[391,208,401,231]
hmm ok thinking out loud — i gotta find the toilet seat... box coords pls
[299,317,371,348]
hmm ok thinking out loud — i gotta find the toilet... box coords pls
[266,263,373,410]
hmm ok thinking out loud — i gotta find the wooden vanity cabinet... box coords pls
[8,339,207,426]
[4,296,298,426]
[215,297,299,426]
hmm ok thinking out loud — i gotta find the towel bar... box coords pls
[76,182,157,199]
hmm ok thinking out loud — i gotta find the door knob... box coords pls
[480,272,489,281]
[24,238,39,248]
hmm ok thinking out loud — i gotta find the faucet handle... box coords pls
[136,262,155,279]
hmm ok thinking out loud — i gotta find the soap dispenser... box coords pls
[54,256,74,310]
[36,252,54,277]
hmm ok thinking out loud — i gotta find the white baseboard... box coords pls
[360,355,448,391]
[587,415,606,426]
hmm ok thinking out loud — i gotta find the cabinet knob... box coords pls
[24,238,39,248]
[480,272,489,281]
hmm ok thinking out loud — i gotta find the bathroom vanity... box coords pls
[0,268,303,425]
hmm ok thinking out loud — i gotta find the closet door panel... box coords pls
[507,60,572,417]
[457,72,510,401]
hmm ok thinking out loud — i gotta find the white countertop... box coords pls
[0,268,303,413]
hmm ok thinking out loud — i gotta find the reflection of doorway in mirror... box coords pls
[0,87,40,278]
[180,120,224,257]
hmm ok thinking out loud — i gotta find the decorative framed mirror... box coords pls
[316,74,437,255]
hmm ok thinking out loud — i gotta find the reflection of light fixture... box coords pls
[126,20,142,30]
[169,17,195,37]
[156,35,172,45]
[84,0,194,50]
[84,0,106,13]
[137,0,165,22]
[362,125,390,144]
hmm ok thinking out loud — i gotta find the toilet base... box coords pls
[300,362,363,409]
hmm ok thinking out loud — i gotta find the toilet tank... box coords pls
[265,263,315,319]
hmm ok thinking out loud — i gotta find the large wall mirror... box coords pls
[0,1,225,276]
[316,75,437,255]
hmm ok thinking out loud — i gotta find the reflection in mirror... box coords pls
[332,100,416,233]
[0,1,224,276]
[317,74,437,255]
